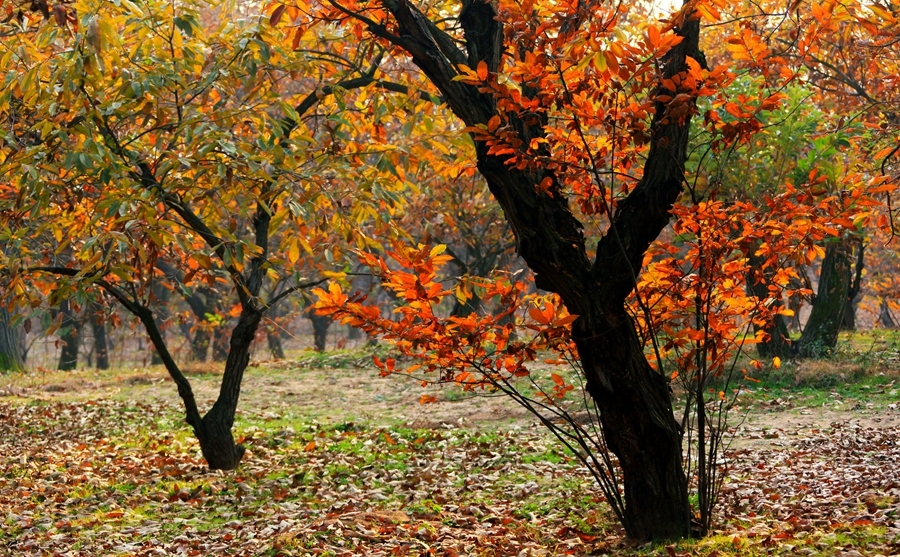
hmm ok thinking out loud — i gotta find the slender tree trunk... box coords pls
[194,309,262,468]
[879,298,897,328]
[796,240,851,357]
[57,299,80,371]
[745,248,793,358]
[150,284,171,365]
[90,307,110,370]
[266,328,285,359]
[0,305,25,372]
[840,237,864,331]
[212,326,230,362]
[309,312,331,351]
[191,327,211,362]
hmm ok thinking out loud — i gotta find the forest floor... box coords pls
[2,332,900,556]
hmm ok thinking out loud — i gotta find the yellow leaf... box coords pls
[287,238,300,265]
[773,356,781,369]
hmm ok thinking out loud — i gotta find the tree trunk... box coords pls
[150,284,171,366]
[879,298,897,328]
[90,307,110,370]
[0,305,25,372]
[745,248,793,358]
[191,327,211,362]
[267,326,286,359]
[839,237,864,331]
[212,326,230,362]
[363,0,700,539]
[309,312,331,351]
[576,307,691,539]
[796,240,851,357]
[192,309,261,468]
[57,299,80,371]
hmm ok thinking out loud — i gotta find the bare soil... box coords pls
[4,353,900,452]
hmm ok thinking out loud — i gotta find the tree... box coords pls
[304,0,900,538]
[302,0,728,539]
[0,0,411,468]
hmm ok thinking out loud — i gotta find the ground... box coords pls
[2,333,900,556]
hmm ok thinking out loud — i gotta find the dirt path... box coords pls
[5,358,900,454]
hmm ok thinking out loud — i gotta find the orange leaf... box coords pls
[476,61,488,81]
[528,306,548,325]
[303,441,316,452]
[647,24,661,49]
[552,313,579,326]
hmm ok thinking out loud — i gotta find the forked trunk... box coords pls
[194,405,246,469]
[879,299,897,328]
[370,0,700,540]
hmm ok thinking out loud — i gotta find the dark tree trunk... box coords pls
[745,248,793,358]
[90,307,110,370]
[191,327,211,362]
[155,260,223,362]
[879,299,897,328]
[267,326,285,359]
[0,305,25,372]
[212,326,230,362]
[839,237,864,331]
[193,308,262,468]
[309,312,331,351]
[150,284,171,366]
[796,240,851,357]
[57,299,80,371]
[841,293,859,331]
[450,291,483,317]
[360,0,699,540]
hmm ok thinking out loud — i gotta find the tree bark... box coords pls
[839,237,864,331]
[796,240,851,357]
[0,305,25,372]
[212,326,230,362]
[354,0,699,539]
[150,284,171,366]
[745,248,793,358]
[879,298,897,328]
[306,305,332,351]
[57,299,80,371]
[267,325,286,359]
[90,306,110,370]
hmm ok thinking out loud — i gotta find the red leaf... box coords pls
[269,4,286,26]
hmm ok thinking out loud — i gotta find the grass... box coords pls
[4,331,900,554]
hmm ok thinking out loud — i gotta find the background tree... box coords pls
[0,0,410,467]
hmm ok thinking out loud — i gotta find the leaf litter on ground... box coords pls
[0,391,899,555]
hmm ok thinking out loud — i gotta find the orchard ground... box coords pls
[2,331,900,556]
